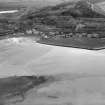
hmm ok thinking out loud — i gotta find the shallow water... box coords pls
[0,37,105,77]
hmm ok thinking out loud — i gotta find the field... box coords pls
[38,37,105,50]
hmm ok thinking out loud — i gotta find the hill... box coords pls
[18,0,105,35]
[0,0,105,37]
[0,0,104,9]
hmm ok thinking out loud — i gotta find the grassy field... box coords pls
[38,37,105,50]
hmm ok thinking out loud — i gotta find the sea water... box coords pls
[0,37,105,77]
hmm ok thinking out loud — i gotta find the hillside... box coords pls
[18,0,105,36]
[0,0,105,37]
[0,0,104,9]
[0,0,104,4]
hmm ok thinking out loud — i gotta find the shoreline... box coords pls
[1,35,105,50]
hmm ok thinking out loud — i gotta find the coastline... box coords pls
[1,35,105,50]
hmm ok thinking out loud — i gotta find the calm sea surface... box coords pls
[0,37,105,77]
